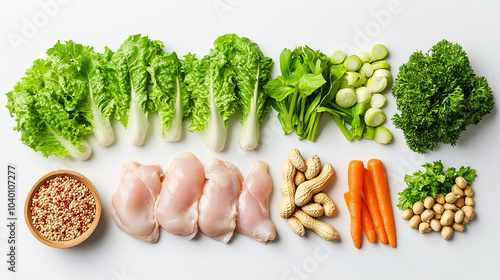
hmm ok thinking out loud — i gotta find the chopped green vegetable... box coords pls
[392,39,495,153]
[397,161,477,210]
[355,87,372,104]
[366,76,388,93]
[308,44,393,144]
[364,107,385,127]
[108,34,164,146]
[372,69,392,83]
[343,55,362,71]
[336,88,356,108]
[340,72,366,88]
[360,63,374,78]
[371,60,389,70]
[348,101,366,140]
[317,101,366,141]
[370,93,386,108]
[330,50,346,64]
[358,51,373,64]
[363,126,392,144]
[147,51,189,142]
[371,44,388,60]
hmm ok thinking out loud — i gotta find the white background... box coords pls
[1,1,500,279]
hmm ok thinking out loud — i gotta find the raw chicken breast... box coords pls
[198,158,243,243]
[155,152,205,239]
[236,160,276,243]
[111,161,162,243]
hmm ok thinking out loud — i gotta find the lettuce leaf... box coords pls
[108,34,164,146]
[184,48,236,152]
[147,52,189,142]
[214,34,273,151]
[46,40,115,146]
[6,58,92,160]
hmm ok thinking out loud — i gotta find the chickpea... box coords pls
[412,201,424,215]
[401,208,413,220]
[424,196,435,209]
[455,177,467,189]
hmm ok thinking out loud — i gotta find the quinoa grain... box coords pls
[31,176,96,241]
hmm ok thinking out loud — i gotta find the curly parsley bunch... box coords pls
[392,40,494,153]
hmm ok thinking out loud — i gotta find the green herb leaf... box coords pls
[397,161,477,210]
[392,39,495,153]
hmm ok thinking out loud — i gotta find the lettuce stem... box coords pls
[127,82,149,146]
[203,78,227,152]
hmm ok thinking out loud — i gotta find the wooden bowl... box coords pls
[24,170,101,248]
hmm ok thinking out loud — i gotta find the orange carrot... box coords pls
[367,159,396,248]
[344,192,377,244]
[347,160,364,249]
[362,168,388,245]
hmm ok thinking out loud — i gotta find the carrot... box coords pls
[347,160,364,249]
[367,159,396,248]
[344,192,377,243]
[362,168,388,244]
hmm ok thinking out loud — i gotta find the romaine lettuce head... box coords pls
[6,58,92,160]
[46,40,115,146]
[108,34,164,146]
[185,49,236,152]
[215,34,273,151]
[147,51,189,142]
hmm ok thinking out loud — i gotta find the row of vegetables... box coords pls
[7,34,274,158]
[14,35,494,247]
[6,35,495,158]
[264,44,393,144]
[6,34,398,160]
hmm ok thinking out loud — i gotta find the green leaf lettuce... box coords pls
[184,47,237,152]
[108,34,164,146]
[6,58,92,160]
[215,34,273,151]
[147,51,189,142]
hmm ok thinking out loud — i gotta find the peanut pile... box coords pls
[280,149,339,241]
[401,176,475,240]
[31,176,97,241]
